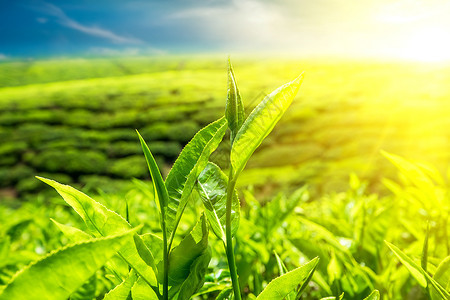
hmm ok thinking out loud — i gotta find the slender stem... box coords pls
[159,204,169,300]
[162,225,169,300]
[226,169,242,300]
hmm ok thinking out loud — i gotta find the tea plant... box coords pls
[0,61,386,300]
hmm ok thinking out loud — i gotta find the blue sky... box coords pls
[1,0,450,61]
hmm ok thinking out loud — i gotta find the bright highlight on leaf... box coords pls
[0,228,138,300]
[36,177,158,288]
[164,117,228,241]
[231,73,303,178]
[256,257,318,300]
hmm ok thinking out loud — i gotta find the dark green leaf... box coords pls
[178,248,212,300]
[160,214,209,286]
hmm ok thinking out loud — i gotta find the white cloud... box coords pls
[0,54,8,60]
[88,47,166,56]
[39,2,142,44]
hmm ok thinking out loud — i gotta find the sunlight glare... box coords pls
[400,26,450,62]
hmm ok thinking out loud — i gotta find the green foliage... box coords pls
[230,73,303,178]
[225,59,245,143]
[256,257,318,299]
[196,162,240,242]
[0,228,138,300]
[164,117,227,241]
[2,59,450,300]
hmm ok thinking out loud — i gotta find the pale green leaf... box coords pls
[51,219,91,242]
[226,59,245,143]
[37,177,158,287]
[103,270,137,300]
[196,162,240,242]
[178,248,212,300]
[231,74,303,178]
[140,233,163,266]
[131,277,159,300]
[363,290,380,300]
[165,117,227,241]
[0,228,137,300]
[385,241,427,287]
[431,256,450,300]
[256,257,318,300]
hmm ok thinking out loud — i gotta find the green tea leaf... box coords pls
[70,275,96,300]
[178,248,212,300]
[165,117,227,241]
[431,256,450,300]
[137,130,169,218]
[231,74,303,178]
[37,177,158,287]
[256,257,318,300]
[422,223,429,273]
[216,288,233,300]
[160,214,209,286]
[226,59,245,143]
[196,162,240,242]
[385,241,427,287]
[140,233,163,266]
[0,228,137,300]
[103,270,137,300]
[363,290,380,300]
[51,219,91,242]
[131,277,159,300]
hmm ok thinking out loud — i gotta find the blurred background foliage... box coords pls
[1,57,450,201]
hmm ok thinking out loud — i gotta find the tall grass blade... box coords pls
[256,257,318,300]
[231,74,303,178]
[197,162,240,242]
[0,228,137,300]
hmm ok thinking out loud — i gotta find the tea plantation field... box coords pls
[1,57,450,199]
[1,57,450,299]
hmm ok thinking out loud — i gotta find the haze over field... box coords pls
[2,0,450,61]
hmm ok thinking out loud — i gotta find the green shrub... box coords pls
[31,149,108,174]
[108,155,150,178]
